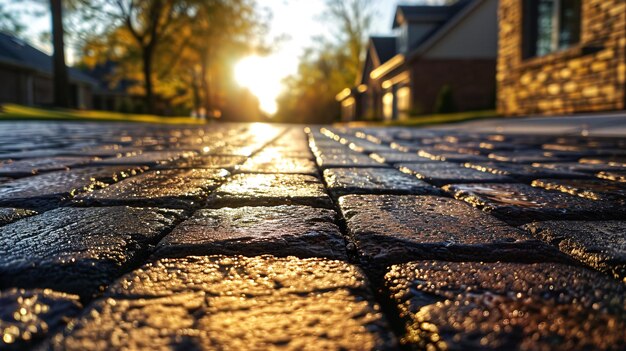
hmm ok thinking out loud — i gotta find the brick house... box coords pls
[498,0,626,115]
[0,33,97,109]
[337,0,498,121]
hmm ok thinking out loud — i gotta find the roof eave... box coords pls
[369,54,405,80]
[406,0,485,61]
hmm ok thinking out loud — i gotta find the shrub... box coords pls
[433,85,457,114]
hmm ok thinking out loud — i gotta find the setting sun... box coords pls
[234,56,285,115]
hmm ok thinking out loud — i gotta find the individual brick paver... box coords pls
[338,195,558,266]
[75,169,230,208]
[256,145,314,159]
[581,156,626,167]
[369,151,434,164]
[385,261,626,350]
[0,208,36,226]
[0,149,88,160]
[157,155,246,170]
[464,161,591,181]
[531,178,626,201]
[93,150,196,166]
[208,173,333,208]
[488,150,580,163]
[418,149,490,162]
[598,170,626,182]
[324,168,437,196]
[238,155,318,174]
[398,162,514,186]
[51,255,397,350]
[0,288,82,350]
[444,183,626,224]
[315,152,385,169]
[157,205,346,259]
[0,166,147,210]
[0,207,183,297]
[524,220,626,281]
[532,161,626,174]
[0,157,97,177]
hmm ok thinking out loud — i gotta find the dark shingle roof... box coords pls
[0,32,98,86]
[370,36,397,64]
[392,0,472,28]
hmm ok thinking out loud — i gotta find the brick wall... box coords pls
[497,0,626,116]
[409,59,496,114]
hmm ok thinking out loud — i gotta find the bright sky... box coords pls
[234,0,405,114]
[4,0,443,115]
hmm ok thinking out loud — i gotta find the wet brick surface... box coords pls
[157,205,346,259]
[324,167,437,196]
[0,206,183,297]
[208,173,333,208]
[0,288,82,350]
[0,208,36,226]
[0,122,625,350]
[0,157,97,177]
[524,220,626,281]
[444,183,626,224]
[238,155,318,174]
[75,168,230,208]
[338,195,559,267]
[398,162,514,186]
[385,261,626,350]
[51,256,397,350]
[0,166,147,210]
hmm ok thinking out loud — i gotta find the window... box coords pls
[383,92,394,121]
[396,86,411,120]
[341,97,355,121]
[524,0,581,58]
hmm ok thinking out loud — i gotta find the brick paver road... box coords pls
[0,121,625,350]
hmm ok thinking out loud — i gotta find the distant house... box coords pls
[85,60,143,112]
[337,0,498,121]
[0,33,97,109]
[498,0,626,116]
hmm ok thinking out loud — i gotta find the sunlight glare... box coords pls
[234,56,285,115]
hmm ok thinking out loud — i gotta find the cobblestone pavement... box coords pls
[0,121,625,350]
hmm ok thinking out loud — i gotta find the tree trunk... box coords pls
[142,47,156,114]
[199,54,211,114]
[50,0,70,108]
[191,70,201,116]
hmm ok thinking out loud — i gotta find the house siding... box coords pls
[497,0,626,116]
[409,59,496,114]
[0,67,27,104]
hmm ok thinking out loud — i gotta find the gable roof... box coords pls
[393,1,474,51]
[0,32,98,86]
[392,4,456,28]
[370,36,397,65]
[406,0,487,59]
[368,0,488,80]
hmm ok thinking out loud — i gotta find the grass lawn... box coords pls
[0,104,205,125]
[341,110,498,127]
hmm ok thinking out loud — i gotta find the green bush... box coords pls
[433,85,457,114]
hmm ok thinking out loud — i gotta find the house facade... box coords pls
[498,0,626,115]
[337,0,498,121]
[0,33,97,109]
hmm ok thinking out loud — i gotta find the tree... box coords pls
[0,3,25,35]
[323,0,372,81]
[75,0,194,113]
[76,0,270,116]
[50,0,70,107]
[182,0,270,115]
[275,0,373,123]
